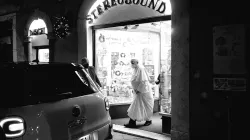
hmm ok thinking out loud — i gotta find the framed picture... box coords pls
[213,24,246,74]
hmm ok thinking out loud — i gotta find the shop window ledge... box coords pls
[159,112,171,134]
[159,112,171,117]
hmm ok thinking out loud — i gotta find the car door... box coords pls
[2,66,80,140]
[66,67,110,140]
[43,66,106,140]
[24,66,80,140]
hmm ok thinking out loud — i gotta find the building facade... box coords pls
[0,0,248,140]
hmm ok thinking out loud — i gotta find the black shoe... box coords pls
[144,120,152,126]
[124,118,136,128]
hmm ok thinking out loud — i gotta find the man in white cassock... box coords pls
[124,59,154,128]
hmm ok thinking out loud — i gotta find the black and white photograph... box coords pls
[1,0,248,140]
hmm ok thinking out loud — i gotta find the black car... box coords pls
[0,62,112,140]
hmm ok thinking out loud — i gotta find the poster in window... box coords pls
[111,52,119,70]
[143,48,154,65]
[144,65,154,76]
[99,78,107,87]
[97,67,108,78]
[213,24,246,74]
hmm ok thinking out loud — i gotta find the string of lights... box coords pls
[53,16,70,38]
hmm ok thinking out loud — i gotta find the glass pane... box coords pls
[95,25,161,105]
[38,49,49,62]
[75,69,100,93]
[160,20,171,114]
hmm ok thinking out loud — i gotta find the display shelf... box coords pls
[159,112,171,117]
[159,112,171,134]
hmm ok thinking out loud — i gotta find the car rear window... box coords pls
[28,66,98,96]
[0,64,99,107]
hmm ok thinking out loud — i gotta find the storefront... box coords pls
[84,0,172,117]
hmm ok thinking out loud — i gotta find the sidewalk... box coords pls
[113,124,170,140]
[112,131,153,140]
[111,112,171,140]
[112,112,162,134]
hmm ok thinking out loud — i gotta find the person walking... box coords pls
[124,59,154,128]
[81,57,102,88]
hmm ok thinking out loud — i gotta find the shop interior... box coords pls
[94,20,171,114]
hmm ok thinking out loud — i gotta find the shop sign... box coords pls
[213,77,246,91]
[29,27,46,36]
[87,0,167,24]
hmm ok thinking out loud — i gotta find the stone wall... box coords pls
[170,0,190,139]
[189,0,249,139]
[1,0,82,63]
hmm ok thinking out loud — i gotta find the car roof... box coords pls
[0,61,82,71]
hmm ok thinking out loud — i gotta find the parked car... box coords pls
[0,62,113,140]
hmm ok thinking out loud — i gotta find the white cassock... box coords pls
[127,66,154,121]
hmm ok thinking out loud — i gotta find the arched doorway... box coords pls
[24,10,53,62]
[78,0,172,136]
[28,18,49,62]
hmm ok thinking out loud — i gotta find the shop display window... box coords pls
[94,21,171,106]
[95,28,161,105]
[159,21,171,114]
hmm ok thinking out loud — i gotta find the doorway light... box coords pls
[29,18,48,36]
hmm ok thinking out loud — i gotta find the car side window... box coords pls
[29,68,76,96]
[75,69,100,93]
[29,66,99,99]
[75,70,89,87]
[51,67,99,96]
